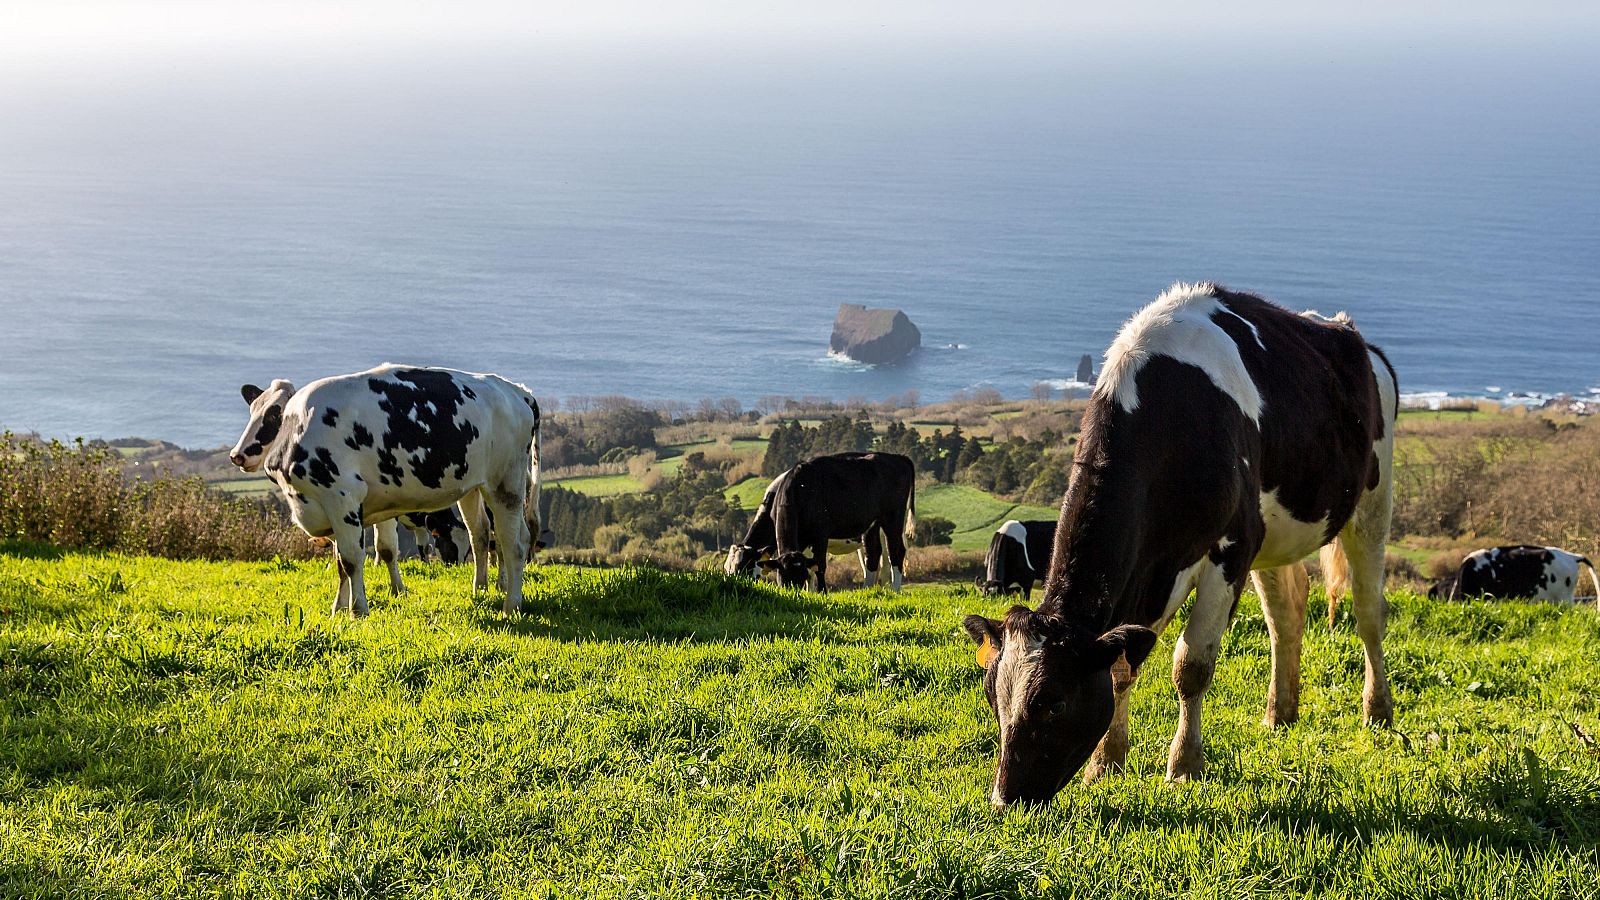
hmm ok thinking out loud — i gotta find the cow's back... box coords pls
[275,364,536,520]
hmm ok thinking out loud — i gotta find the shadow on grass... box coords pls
[468,565,881,643]
[0,540,66,560]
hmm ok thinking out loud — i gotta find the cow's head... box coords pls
[230,380,296,472]
[974,577,1011,597]
[430,523,463,564]
[963,607,1157,807]
[758,551,813,588]
[724,543,766,576]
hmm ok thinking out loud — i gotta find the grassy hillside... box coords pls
[4,550,1598,898]
[917,483,1060,552]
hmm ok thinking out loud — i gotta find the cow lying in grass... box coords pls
[230,364,543,617]
[1427,545,1600,604]
[964,283,1397,805]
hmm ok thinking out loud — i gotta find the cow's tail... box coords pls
[903,473,917,540]
[1321,539,1351,626]
[528,396,544,548]
[1581,556,1600,605]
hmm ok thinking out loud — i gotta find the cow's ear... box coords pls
[241,384,264,405]
[1091,624,1159,671]
[963,615,1004,669]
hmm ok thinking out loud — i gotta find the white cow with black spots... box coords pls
[229,363,543,617]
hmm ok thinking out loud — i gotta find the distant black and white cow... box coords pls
[1431,545,1599,604]
[725,451,916,591]
[724,452,895,587]
[404,508,469,563]
[962,282,1397,806]
[976,520,1057,599]
[229,364,543,617]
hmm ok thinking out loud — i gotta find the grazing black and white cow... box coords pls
[1430,545,1599,604]
[726,451,916,591]
[975,520,1057,599]
[962,282,1397,805]
[229,364,543,617]
[403,508,469,563]
[725,456,893,587]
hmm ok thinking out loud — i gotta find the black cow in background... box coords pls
[730,451,916,591]
[976,519,1057,599]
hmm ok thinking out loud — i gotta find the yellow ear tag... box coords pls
[977,635,997,668]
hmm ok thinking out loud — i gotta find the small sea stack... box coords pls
[1076,354,1095,384]
[830,304,921,365]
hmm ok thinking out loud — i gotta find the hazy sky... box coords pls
[6,0,1598,62]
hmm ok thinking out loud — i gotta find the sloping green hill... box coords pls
[3,550,1596,898]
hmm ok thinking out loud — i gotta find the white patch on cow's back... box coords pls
[1095,282,1263,423]
[997,519,1034,571]
[1252,489,1330,569]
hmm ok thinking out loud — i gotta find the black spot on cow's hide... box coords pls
[367,369,482,490]
[343,510,361,527]
[322,407,339,427]
[345,422,374,451]
[307,447,340,488]
[253,406,283,448]
[289,444,308,479]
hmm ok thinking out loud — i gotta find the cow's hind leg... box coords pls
[1340,521,1394,726]
[485,481,531,614]
[1253,562,1309,728]
[459,492,492,594]
[884,525,907,592]
[1167,562,1241,782]
[374,518,406,596]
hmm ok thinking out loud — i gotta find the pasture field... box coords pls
[545,473,648,497]
[3,549,1599,899]
[917,484,1060,552]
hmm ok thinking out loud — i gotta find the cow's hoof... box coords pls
[1262,708,1298,729]
[1165,743,1204,783]
[1081,757,1123,786]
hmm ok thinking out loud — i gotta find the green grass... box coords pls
[917,483,1059,551]
[210,477,275,497]
[2,550,1598,898]
[725,475,770,509]
[547,473,646,497]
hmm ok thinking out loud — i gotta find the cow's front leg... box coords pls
[1083,653,1139,784]
[330,519,370,618]
[459,491,492,594]
[812,546,829,593]
[374,518,406,596]
[486,485,530,614]
[1253,562,1309,727]
[1166,564,1239,782]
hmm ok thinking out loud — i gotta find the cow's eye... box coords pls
[1043,700,1070,720]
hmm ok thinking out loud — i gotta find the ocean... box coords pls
[1,35,1596,447]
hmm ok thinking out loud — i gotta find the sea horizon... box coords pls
[3,34,1597,447]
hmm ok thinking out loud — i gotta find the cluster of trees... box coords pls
[541,453,753,559]
[759,415,1073,505]
[541,403,663,468]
